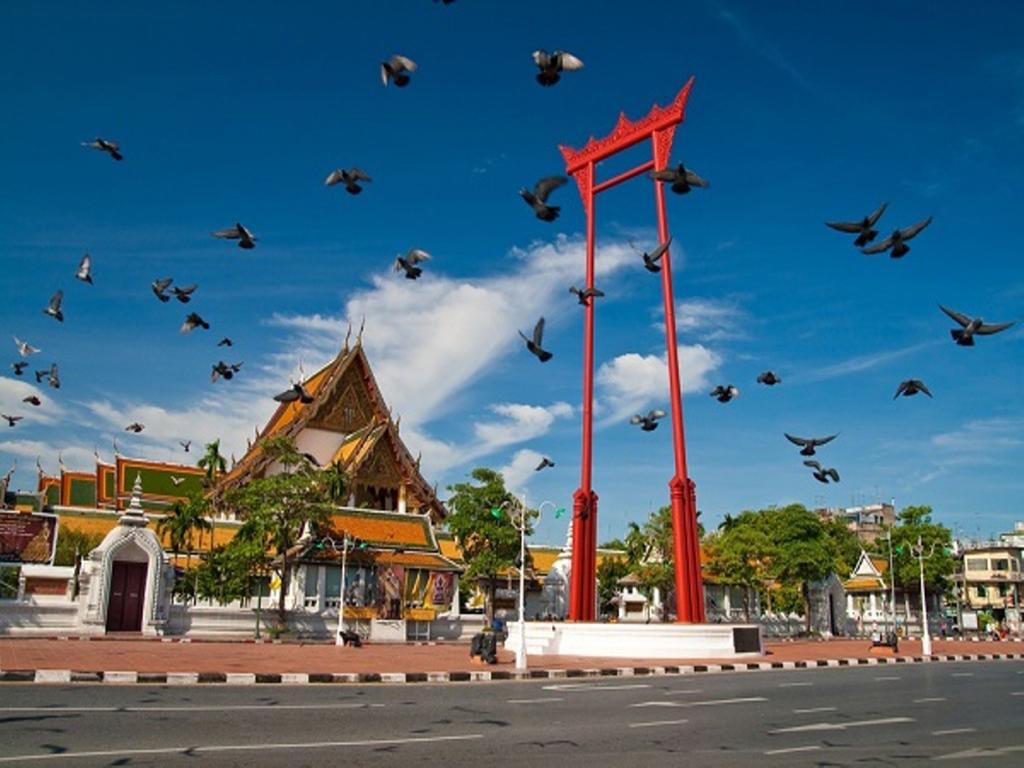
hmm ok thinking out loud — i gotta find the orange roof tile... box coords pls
[844,576,886,592]
[325,509,433,550]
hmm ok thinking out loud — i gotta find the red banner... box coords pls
[0,512,58,565]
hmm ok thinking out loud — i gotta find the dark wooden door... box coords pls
[106,561,147,632]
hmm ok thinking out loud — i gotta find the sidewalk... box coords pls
[3,636,1022,684]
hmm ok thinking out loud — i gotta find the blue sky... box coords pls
[1,1,1022,546]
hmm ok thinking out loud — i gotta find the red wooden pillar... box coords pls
[561,79,703,623]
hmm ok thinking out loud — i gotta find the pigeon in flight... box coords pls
[170,476,186,487]
[211,361,243,382]
[784,432,838,457]
[568,286,605,306]
[519,317,553,362]
[152,277,173,302]
[11,361,28,376]
[180,440,191,453]
[217,337,233,347]
[14,337,40,357]
[861,216,932,258]
[531,49,584,86]
[172,284,197,303]
[211,223,257,249]
[520,176,567,222]
[76,254,93,284]
[650,163,710,195]
[125,422,145,433]
[2,414,22,427]
[804,460,840,484]
[894,379,932,399]
[631,238,672,273]
[631,410,667,431]
[22,396,41,406]
[181,313,210,334]
[710,385,739,403]
[81,138,122,161]
[825,202,888,247]
[274,382,315,404]
[325,168,372,195]
[756,371,782,386]
[535,457,555,471]
[939,305,1015,346]
[43,290,64,322]
[44,364,60,389]
[394,249,430,280]
[381,54,417,87]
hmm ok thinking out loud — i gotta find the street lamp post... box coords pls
[887,529,898,645]
[508,497,558,671]
[913,536,935,655]
[317,534,354,647]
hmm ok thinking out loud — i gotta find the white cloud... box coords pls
[595,344,722,425]
[0,376,65,426]
[802,340,940,383]
[931,418,1024,452]
[474,402,573,448]
[669,296,748,341]
[498,448,546,496]
[0,439,95,476]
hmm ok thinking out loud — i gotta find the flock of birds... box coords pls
[4,2,1018,497]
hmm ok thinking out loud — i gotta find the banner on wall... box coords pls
[0,512,58,565]
[427,572,454,609]
[343,566,376,608]
[377,565,404,619]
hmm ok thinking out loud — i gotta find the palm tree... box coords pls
[157,494,212,603]
[322,460,349,505]
[196,439,226,603]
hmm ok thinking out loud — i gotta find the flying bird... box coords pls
[825,202,888,247]
[861,216,932,258]
[631,410,667,431]
[568,286,605,306]
[804,460,840,484]
[75,254,93,284]
[520,175,567,222]
[81,138,122,161]
[274,382,315,405]
[211,223,257,249]
[381,54,417,87]
[211,360,243,382]
[784,432,838,457]
[43,290,64,322]
[14,337,40,357]
[650,163,710,195]
[1,414,22,427]
[172,284,197,303]
[36,364,59,389]
[217,337,233,347]
[22,396,41,406]
[894,379,932,399]
[631,238,672,273]
[519,317,553,362]
[181,313,210,334]
[531,49,584,86]
[756,371,782,386]
[170,476,186,487]
[535,457,555,471]
[125,422,145,433]
[11,361,28,376]
[710,385,739,403]
[152,277,173,302]
[939,305,1015,346]
[180,440,191,453]
[394,249,431,280]
[325,168,372,195]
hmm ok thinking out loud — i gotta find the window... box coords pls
[992,558,1010,571]
[303,565,319,608]
[966,558,988,571]
[325,566,342,608]
[976,585,987,598]
[998,584,1009,597]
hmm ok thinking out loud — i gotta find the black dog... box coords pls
[339,629,362,647]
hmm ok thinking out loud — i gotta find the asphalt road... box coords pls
[1,661,1022,767]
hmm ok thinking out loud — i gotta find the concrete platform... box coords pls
[507,620,763,659]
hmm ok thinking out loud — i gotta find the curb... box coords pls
[2,652,1021,685]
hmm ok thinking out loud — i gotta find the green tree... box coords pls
[705,518,776,621]
[880,505,954,598]
[763,504,834,632]
[156,492,212,603]
[444,467,531,622]
[822,517,862,577]
[52,528,104,567]
[596,556,630,615]
[197,439,227,486]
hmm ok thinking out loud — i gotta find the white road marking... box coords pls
[507,697,563,704]
[671,697,767,708]
[0,703,373,713]
[793,706,836,714]
[0,734,484,764]
[765,745,821,755]
[630,701,683,708]
[1011,691,1024,696]
[932,728,976,736]
[951,672,974,677]
[934,744,1024,760]
[543,682,651,691]
[875,676,901,681]
[663,688,703,696]
[914,697,947,703]
[778,681,813,688]
[772,716,913,734]
[629,718,689,729]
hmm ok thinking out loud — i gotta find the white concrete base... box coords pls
[507,621,762,659]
